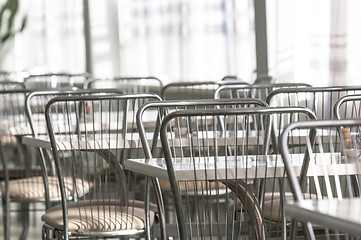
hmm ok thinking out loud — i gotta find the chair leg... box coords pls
[2,197,10,240]
[18,202,30,240]
[42,225,52,240]
[42,225,47,240]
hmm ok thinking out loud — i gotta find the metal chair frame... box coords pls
[137,98,269,239]
[0,88,41,240]
[334,94,361,120]
[214,83,312,101]
[43,94,162,240]
[24,73,91,89]
[266,86,361,120]
[160,80,249,100]
[24,89,125,209]
[0,81,25,89]
[84,76,163,95]
[159,107,317,239]
[280,119,361,239]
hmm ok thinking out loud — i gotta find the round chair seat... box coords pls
[42,200,155,233]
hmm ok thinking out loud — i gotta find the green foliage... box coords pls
[0,0,26,46]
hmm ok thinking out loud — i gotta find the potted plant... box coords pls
[0,0,26,69]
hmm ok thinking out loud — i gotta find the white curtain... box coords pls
[114,0,256,83]
[1,0,255,82]
[267,0,361,86]
[1,0,85,74]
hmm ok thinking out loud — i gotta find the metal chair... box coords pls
[334,94,361,120]
[214,83,312,101]
[136,98,269,238]
[0,88,41,240]
[0,71,9,81]
[137,98,270,157]
[267,86,361,120]
[161,80,249,100]
[159,107,316,239]
[25,89,125,138]
[221,75,239,81]
[280,119,361,239]
[24,89,125,208]
[1,88,121,240]
[41,94,162,240]
[0,81,25,90]
[84,76,163,96]
[24,73,91,89]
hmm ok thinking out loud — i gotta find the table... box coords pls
[124,152,359,181]
[22,131,158,151]
[23,131,357,181]
[21,129,360,239]
[285,198,361,237]
[126,152,361,239]
[21,125,340,154]
[1,109,159,137]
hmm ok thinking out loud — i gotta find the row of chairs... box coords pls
[139,84,361,239]
[155,97,361,239]
[1,77,361,239]
[1,72,309,100]
[15,72,361,120]
[4,73,361,121]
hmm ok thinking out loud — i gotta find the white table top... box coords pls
[22,132,154,151]
[20,123,339,153]
[285,198,361,237]
[2,110,158,137]
[21,129,271,151]
[124,153,360,181]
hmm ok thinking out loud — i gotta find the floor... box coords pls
[0,200,43,240]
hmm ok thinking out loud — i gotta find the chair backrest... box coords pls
[137,98,269,160]
[159,107,317,240]
[334,94,361,120]
[221,75,239,81]
[44,93,161,237]
[0,81,25,90]
[84,76,163,95]
[267,86,361,120]
[0,71,9,81]
[161,80,249,100]
[24,89,125,207]
[136,98,268,239]
[25,88,124,137]
[0,89,43,201]
[0,88,33,137]
[45,93,161,163]
[279,119,361,239]
[214,83,311,101]
[24,73,90,89]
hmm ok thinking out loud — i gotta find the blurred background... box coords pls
[1,0,361,86]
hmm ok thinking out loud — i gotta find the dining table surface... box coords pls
[285,198,361,237]
[124,152,361,181]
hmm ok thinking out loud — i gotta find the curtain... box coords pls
[113,0,256,83]
[1,0,85,74]
[1,0,255,82]
[267,0,361,86]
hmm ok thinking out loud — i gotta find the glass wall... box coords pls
[1,0,256,83]
[3,0,361,85]
[267,0,361,86]
[1,0,85,74]
[90,0,256,83]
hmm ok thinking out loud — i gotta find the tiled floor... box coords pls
[0,201,43,239]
